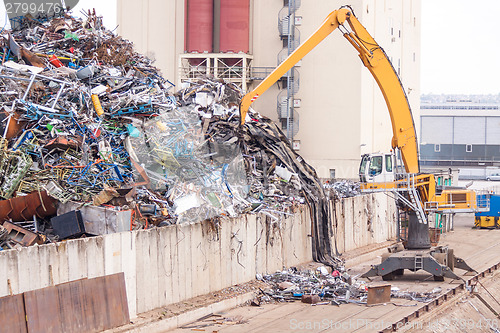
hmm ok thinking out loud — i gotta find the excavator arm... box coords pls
[239,7,419,174]
[239,7,479,281]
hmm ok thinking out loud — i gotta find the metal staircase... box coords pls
[392,174,428,224]
[277,0,301,139]
[390,149,428,224]
[407,175,427,224]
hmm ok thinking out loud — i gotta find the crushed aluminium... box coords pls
[0,8,344,270]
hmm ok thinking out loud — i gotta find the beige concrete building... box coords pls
[117,0,421,179]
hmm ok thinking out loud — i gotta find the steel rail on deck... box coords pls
[380,262,500,332]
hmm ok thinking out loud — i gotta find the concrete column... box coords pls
[213,0,221,53]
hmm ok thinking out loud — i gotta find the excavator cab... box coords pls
[359,153,395,183]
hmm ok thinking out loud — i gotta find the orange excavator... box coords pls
[239,6,480,280]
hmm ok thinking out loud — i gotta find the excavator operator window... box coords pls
[369,156,383,176]
[385,155,393,172]
[359,155,369,174]
[359,155,369,182]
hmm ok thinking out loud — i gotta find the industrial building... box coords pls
[117,0,421,179]
[420,98,500,178]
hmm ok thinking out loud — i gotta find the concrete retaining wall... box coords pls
[0,193,395,318]
[332,193,397,253]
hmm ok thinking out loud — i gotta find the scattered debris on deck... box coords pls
[250,266,443,306]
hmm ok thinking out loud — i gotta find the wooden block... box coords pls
[367,284,391,305]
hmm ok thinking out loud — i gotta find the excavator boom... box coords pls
[239,8,419,174]
[239,6,480,281]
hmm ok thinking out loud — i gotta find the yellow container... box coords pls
[91,94,104,117]
[475,216,499,229]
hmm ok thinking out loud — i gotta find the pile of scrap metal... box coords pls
[0,8,340,264]
[324,180,361,199]
[192,80,343,268]
[251,267,442,306]
[253,267,356,306]
[0,10,177,244]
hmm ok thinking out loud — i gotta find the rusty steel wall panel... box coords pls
[102,273,130,329]
[82,276,108,332]
[24,286,63,333]
[0,294,27,333]
[77,273,129,331]
[57,279,90,333]
[18,274,129,333]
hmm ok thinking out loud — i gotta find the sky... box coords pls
[0,1,497,95]
[421,0,500,95]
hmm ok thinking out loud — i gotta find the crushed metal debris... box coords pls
[324,180,361,199]
[251,267,443,306]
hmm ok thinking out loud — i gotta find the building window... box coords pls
[329,169,336,179]
[434,144,440,152]
[466,144,472,152]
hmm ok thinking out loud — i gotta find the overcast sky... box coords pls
[421,0,500,95]
[0,1,497,95]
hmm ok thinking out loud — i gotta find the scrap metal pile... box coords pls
[252,267,442,306]
[324,180,361,199]
[254,267,356,306]
[0,9,340,265]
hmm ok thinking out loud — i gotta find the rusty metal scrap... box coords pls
[1,221,45,247]
[0,191,57,222]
